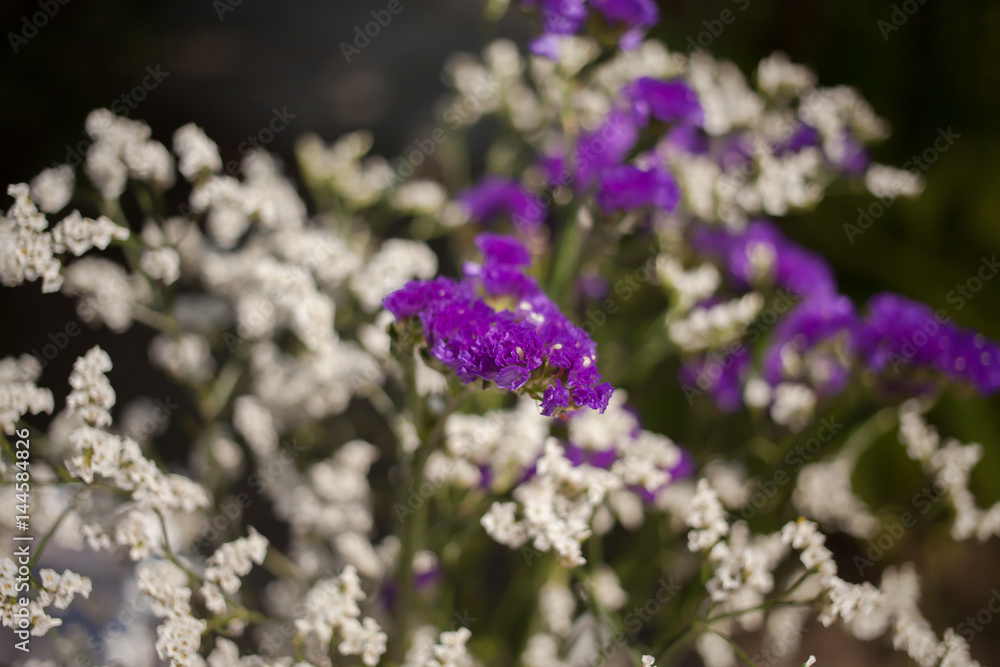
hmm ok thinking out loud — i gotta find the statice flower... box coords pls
[595,164,679,213]
[760,294,862,395]
[691,219,836,299]
[860,292,1000,395]
[458,175,547,231]
[385,233,614,416]
[0,355,54,434]
[522,0,659,57]
[624,77,704,126]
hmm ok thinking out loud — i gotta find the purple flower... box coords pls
[777,123,821,154]
[663,124,710,155]
[761,294,862,394]
[458,176,546,231]
[691,220,838,300]
[385,234,615,416]
[544,109,640,191]
[522,0,659,55]
[541,379,571,416]
[860,292,1000,395]
[680,348,751,412]
[476,232,532,267]
[595,164,680,214]
[830,130,869,176]
[625,78,704,127]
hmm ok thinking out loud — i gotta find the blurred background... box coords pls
[2,0,999,664]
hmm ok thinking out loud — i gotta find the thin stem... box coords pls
[702,627,756,667]
[28,488,88,570]
[391,352,430,662]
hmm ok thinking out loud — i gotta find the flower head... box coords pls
[385,234,613,416]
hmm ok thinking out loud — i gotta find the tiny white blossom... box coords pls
[30,164,75,213]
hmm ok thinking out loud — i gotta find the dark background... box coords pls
[2,1,1000,665]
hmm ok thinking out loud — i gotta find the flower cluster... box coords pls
[681,219,1000,423]
[385,233,613,416]
[2,2,998,665]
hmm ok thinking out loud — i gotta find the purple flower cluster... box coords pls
[538,82,700,215]
[860,292,1000,394]
[692,219,837,299]
[458,176,547,231]
[384,234,614,416]
[684,219,1000,414]
[521,0,659,57]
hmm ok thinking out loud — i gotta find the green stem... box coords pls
[547,204,591,308]
[391,353,431,662]
[27,487,87,570]
[703,627,756,667]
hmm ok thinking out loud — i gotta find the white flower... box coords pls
[687,479,729,552]
[141,246,182,284]
[65,346,116,427]
[155,613,207,667]
[0,354,54,434]
[50,209,129,256]
[0,183,62,292]
[150,333,215,383]
[173,123,222,179]
[30,165,75,213]
[62,257,137,332]
[203,527,269,603]
[233,395,278,457]
[339,616,389,667]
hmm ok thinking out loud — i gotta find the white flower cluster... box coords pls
[62,256,143,332]
[483,439,621,567]
[793,457,880,538]
[0,561,92,637]
[50,209,129,256]
[402,626,475,667]
[201,528,269,614]
[686,479,730,552]
[779,518,981,667]
[62,349,210,529]
[294,565,387,666]
[174,123,223,180]
[668,292,764,352]
[85,108,175,199]
[898,401,1000,541]
[295,131,394,208]
[0,183,63,292]
[433,397,550,492]
[657,256,721,314]
[0,354,54,434]
[65,345,116,427]
[30,164,75,214]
